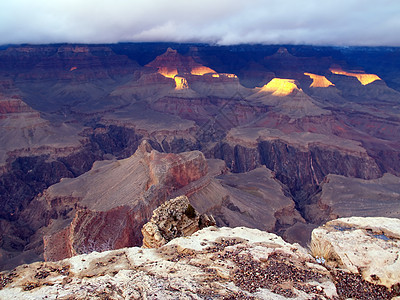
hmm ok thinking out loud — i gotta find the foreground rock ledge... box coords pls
[1,219,399,299]
[311,217,400,289]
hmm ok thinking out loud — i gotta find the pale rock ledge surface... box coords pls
[0,217,399,299]
[311,216,400,289]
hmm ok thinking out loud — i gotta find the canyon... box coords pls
[0,43,399,271]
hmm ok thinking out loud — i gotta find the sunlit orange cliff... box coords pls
[304,73,334,88]
[330,68,381,85]
[260,78,299,96]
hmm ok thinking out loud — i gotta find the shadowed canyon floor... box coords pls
[0,43,400,270]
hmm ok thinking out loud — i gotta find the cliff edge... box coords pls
[0,216,399,299]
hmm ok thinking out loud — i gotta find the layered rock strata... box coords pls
[188,166,305,237]
[1,43,400,277]
[23,141,208,262]
[212,127,382,198]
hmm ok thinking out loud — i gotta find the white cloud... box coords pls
[0,0,399,45]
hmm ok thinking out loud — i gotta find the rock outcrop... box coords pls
[6,148,310,270]
[311,217,400,290]
[141,195,215,248]
[0,97,37,114]
[1,217,399,299]
[20,141,208,263]
[145,47,216,77]
[330,67,381,85]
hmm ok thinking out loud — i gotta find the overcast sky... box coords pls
[1,0,399,46]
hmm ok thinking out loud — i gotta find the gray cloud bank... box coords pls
[1,0,399,46]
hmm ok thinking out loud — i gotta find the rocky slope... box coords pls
[187,166,306,242]
[0,91,84,172]
[304,173,400,224]
[212,127,383,200]
[312,217,400,290]
[17,142,207,264]
[0,217,399,299]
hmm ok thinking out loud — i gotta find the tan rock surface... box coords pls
[311,217,400,289]
[248,79,330,118]
[2,222,400,299]
[0,227,337,300]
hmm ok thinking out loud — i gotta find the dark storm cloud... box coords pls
[0,0,399,46]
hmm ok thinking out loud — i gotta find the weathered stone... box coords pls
[311,217,400,289]
[27,141,209,262]
[1,218,400,299]
[2,44,400,276]
[0,227,336,300]
[142,195,215,248]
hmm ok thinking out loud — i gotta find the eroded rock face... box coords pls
[146,149,208,190]
[141,195,215,248]
[212,128,382,199]
[188,166,305,237]
[1,220,399,299]
[145,47,216,76]
[0,97,36,114]
[311,217,400,289]
[6,147,309,269]
[22,141,208,262]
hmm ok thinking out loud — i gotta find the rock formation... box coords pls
[215,127,383,196]
[18,141,208,264]
[0,217,399,299]
[0,92,84,171]
[145,47,216,77]
[2,144,309,270]
[141,195,215,248]
[187,166,305,240]
[311,217,400,289]
[259,78,300,96]
[330,67,381,85]
[304,72,334,88]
